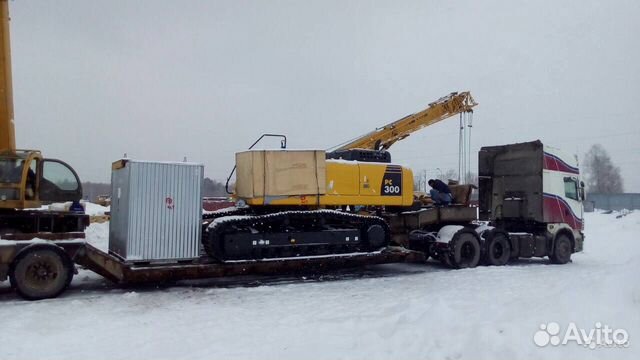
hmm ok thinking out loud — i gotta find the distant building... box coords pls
[585,193,640,211]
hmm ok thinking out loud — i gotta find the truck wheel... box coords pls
[550,234,572,265]
[448,230,480,269]
[484,232,511,266]
[9,245,73,300]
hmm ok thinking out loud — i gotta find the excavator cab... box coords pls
[0,150,82,209]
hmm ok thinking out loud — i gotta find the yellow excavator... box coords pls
[0,1,87,239]
[205,92,476,261]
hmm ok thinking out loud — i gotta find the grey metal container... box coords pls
[109,159,203,262]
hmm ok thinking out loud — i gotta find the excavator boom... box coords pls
[335,92,477,151]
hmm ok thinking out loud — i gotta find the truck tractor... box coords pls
[395,140,585,267]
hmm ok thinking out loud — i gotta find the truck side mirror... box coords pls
[578,181,585,200]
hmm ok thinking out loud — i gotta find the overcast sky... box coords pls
[8,0,640,191]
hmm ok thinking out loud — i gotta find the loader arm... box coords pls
[334,92,477,151]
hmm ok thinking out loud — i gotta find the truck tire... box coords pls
[484,231,511,266]
[9,245,74,300]
[448,229,481,269]
[550,234,572,265]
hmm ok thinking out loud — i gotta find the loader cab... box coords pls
[0,150,82,209]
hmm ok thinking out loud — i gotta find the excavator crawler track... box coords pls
[203,210,390,262]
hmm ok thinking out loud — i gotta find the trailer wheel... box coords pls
[484,231,511,266]
[448,230,481,269]
[550,234,572,265]
[9,245,73,300]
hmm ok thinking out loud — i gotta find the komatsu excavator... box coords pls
[0,1,87,239]
[203,92,476,261]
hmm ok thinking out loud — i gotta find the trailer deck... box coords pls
[0,237,425,288]
[74,243,426,284]
[387,206,478,245]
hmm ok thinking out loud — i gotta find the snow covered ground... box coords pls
[83,201,110,216]
[1,211,638,360]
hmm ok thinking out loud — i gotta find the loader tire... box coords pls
[484,231,511,266]
[448,230,480,269]
[9,245,73,301]
[550,234,572,265]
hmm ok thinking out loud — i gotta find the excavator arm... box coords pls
[334,92,477,151]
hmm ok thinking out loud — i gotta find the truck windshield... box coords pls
[0,159,25,184]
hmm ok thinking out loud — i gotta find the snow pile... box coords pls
[85,222,109,251]
[23,201,109,216]
[82,201,110,216]
[203,205,239,215]
[0,212,638,360]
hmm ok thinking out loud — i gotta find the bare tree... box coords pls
[465,172,478,187]
[414,174,426,193]
[202,177,228,197]
[81,177,229,201]
[82,182,111,201]
[583,144,624,193]
[438,169,458,184]
[436,170,477,185]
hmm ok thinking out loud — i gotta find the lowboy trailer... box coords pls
[0,239,425,300]
[0,140,584,300]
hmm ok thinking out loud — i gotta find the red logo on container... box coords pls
[165,196,175,210]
